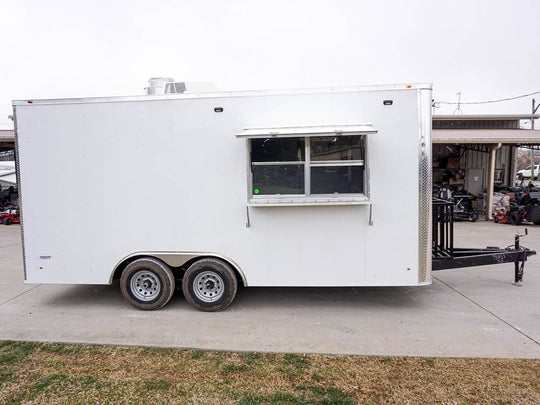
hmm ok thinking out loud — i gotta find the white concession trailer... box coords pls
[14,84,433,311]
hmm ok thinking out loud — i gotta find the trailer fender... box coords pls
[110,252,248,287]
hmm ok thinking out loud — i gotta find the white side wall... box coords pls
[16,87,429,287]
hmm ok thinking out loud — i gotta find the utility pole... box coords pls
[533,98,539,129]
[453,92,463,115]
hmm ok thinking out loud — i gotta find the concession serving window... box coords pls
[236,125,377,206]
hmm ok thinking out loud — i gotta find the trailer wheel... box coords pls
[120,258,175,310]
[182,258,238,312]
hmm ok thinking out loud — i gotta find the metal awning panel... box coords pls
[236,124,377,139]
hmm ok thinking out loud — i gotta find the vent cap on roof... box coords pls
[145,77,185,95]
[144,78,219,95]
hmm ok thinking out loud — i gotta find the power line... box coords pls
[434,90,540,106]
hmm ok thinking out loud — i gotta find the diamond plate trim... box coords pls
[12,105,27,281]
[418,89,432,283]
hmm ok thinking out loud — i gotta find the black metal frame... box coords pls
[431,198,535,283]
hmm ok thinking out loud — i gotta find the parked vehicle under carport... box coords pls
[0,207,20,225]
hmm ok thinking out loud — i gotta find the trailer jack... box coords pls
[513,230,528,286]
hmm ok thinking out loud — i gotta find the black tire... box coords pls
[120,258,175,310]
[2,217,9,225]
[509,212,523,226]
[533,220,540,225]
[182,258,238,312]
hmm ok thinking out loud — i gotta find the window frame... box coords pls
[238,125,376,206]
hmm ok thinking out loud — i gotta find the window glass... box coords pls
[251,138,305,162]
[311,166,364,194]
[249,135,366,198]
[252,164,304,195]
[310,136,363,161]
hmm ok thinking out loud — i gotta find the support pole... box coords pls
[486,143,502,221]
[533,98,537,130]
[531,148,535,181]
[530,99,538,182]
[510,146,518,186]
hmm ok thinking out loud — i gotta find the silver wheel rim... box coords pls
[130,270,162,302]
[193,271,224,302]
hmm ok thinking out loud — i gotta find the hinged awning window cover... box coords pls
[236,124,377,139]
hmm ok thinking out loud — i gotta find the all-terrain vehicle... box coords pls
[0,207,20,225]
[493,191,540,225]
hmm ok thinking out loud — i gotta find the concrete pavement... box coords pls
[1,222,539,358]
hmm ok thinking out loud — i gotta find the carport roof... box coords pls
[433,114,539,121]
[0,130,14,149]
[0,130,14,140]
[432,129,540,144]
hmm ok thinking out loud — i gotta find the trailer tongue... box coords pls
[432,199,536,285]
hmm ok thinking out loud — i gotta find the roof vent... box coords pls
[164,82,187,94]
[145,78,219,95]
[145,77,186,95]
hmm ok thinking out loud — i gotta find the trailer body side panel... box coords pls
[15,86,432,286]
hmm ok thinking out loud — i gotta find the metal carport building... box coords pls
[432,114,540,219]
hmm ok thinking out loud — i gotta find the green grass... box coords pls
[239,386,355,405]
[0,341,37,365]
[241,352,261,365]
[143,378,171,391]
[188,349,205,359]
[34,374,70,390]
[0,341,538,404]
[424,357,435,366]
[223,363,249,372]
[279,353,309,378]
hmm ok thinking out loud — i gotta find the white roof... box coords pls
[13,83,432,106]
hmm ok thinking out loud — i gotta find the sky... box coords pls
[1,0,539,129]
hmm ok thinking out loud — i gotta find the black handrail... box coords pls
[432,198,454,259]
